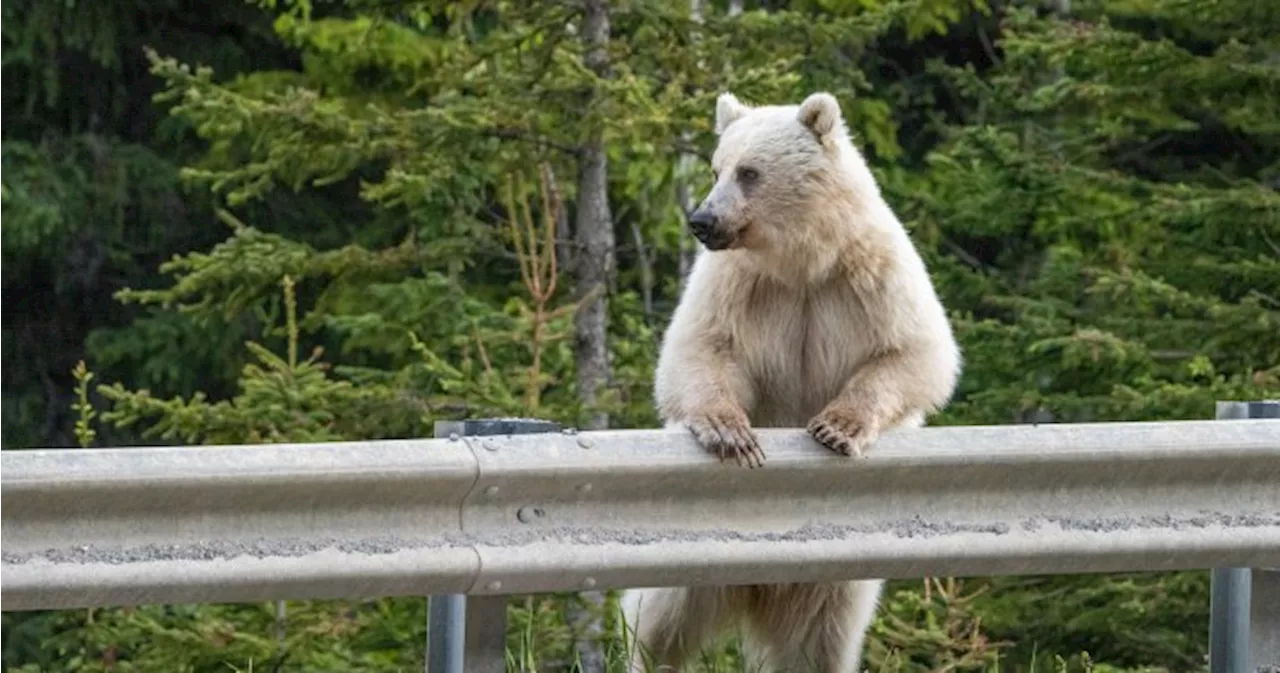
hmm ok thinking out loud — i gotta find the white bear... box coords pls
[622,92,962,672]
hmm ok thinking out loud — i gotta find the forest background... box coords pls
[2,0,1278,671]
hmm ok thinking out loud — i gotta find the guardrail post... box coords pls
[1252,566,1280,670]
[426,418,564,673]
[1212,400,1280,673]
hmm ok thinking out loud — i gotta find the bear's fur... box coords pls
[621,92,962,672]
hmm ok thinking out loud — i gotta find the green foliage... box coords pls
[71,361,98,448]
[1,1,302,450]
[97,275,428,444]
[3,598,431,673]
[970,572,1213,669]
[894,1,1280,427]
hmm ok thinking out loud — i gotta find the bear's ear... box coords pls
[798,92,842,138]
[715,93,750,135]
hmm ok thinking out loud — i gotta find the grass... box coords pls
[496,575,1198,673]
[498,576,1202,673]
[0,574,1207,673]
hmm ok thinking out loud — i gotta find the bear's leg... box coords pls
[747,579,884,673]
[621,586,738,672]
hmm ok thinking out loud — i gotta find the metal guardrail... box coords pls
[1211,401,1280,673]
[3,417,1279,670]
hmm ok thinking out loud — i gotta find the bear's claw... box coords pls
[686,413,766,469]
[807,409,879,457]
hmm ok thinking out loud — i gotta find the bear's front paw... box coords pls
[807,407,880,457]
[685,408,766,469]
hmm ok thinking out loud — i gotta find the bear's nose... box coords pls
[688,209,718,238]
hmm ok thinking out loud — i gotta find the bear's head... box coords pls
[688,92,876,266]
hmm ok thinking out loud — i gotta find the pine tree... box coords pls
[890,0,1279,665]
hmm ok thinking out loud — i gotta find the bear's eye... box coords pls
[737,166,760,183]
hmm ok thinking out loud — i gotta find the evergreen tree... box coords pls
[892,0,1279,665]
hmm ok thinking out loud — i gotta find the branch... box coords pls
[481,128,581,156]
[942,237,997,274]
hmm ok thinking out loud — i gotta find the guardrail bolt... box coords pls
[516,506,545,523]
[429,417,563,673]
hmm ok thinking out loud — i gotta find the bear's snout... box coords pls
[688,208,718,236]
[688,209,733,250]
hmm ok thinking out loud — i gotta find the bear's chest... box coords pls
[733,280,875,425]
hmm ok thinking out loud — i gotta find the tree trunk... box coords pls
[569,1,614,671]
[678,0,743,289]
[631,207,655,321]
[575,0,615,435]
[676,156,698,288]
[677,0,707,290]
